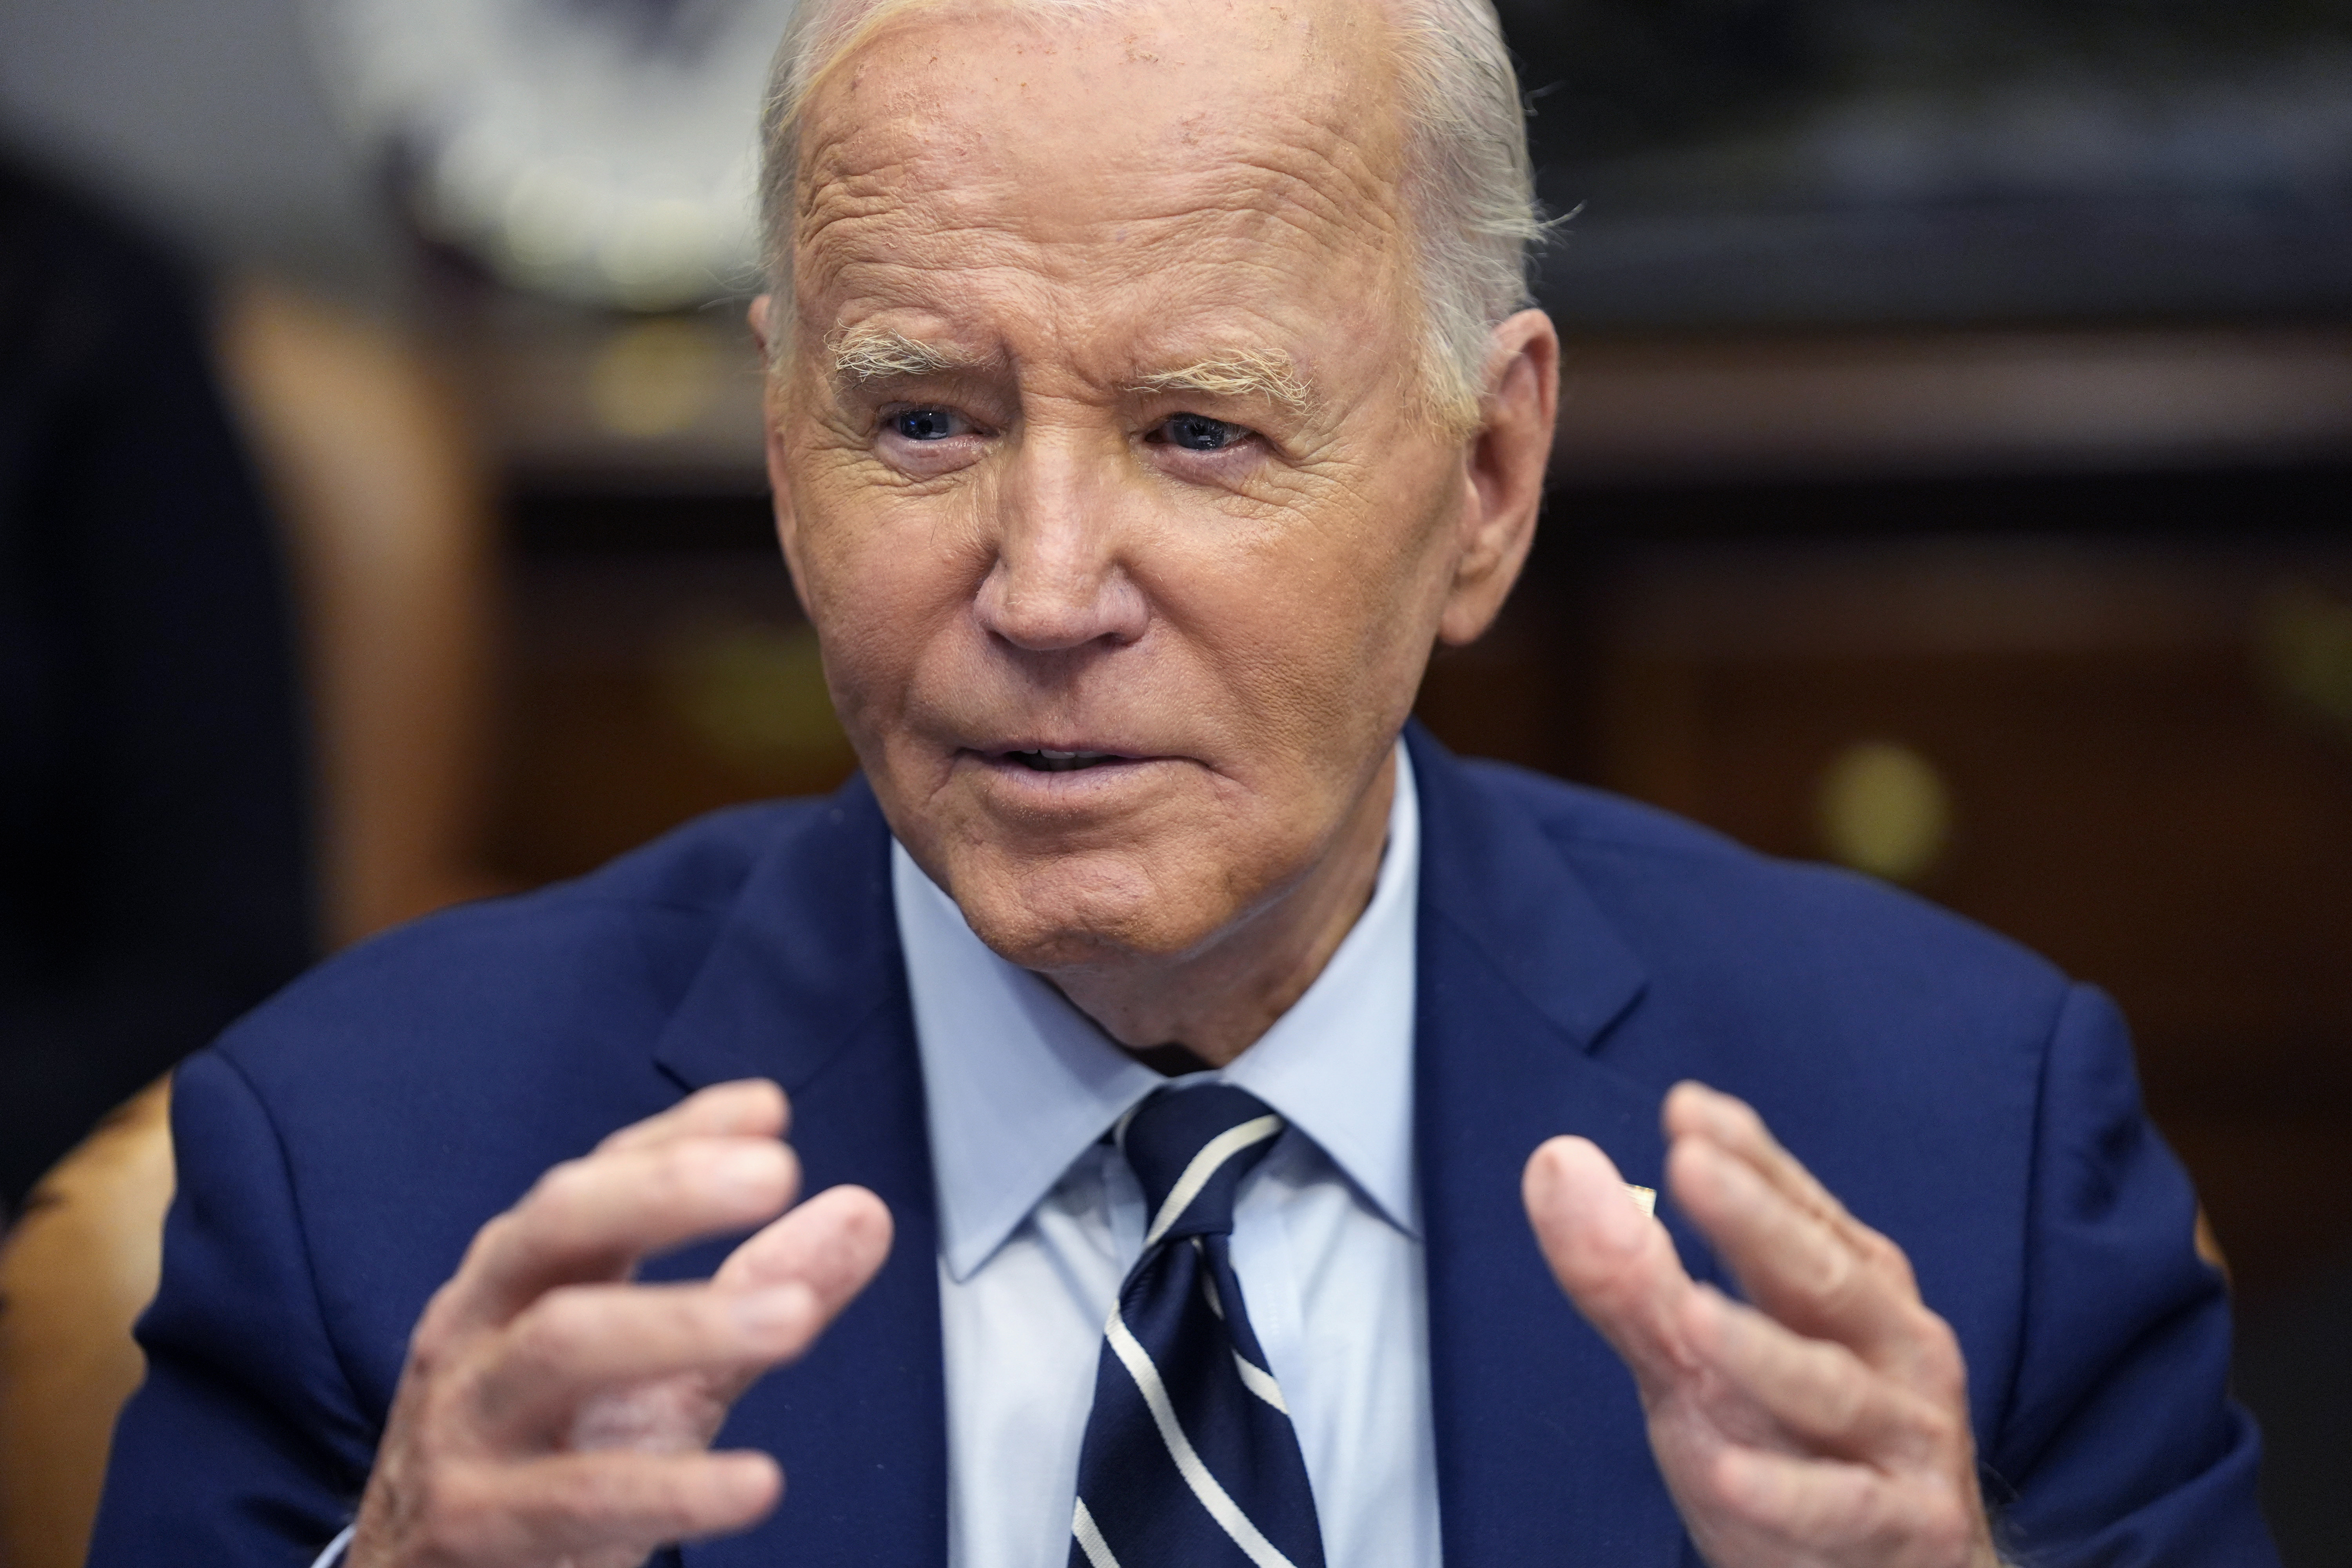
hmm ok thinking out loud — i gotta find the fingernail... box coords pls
[735,1284,813,1333]
[1581,1180,1646,1257]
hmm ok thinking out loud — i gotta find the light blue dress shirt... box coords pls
[895,740,1439,1568]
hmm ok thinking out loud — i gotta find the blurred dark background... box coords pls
[2,0,2347,1559]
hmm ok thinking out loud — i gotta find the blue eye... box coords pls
[1158,414,1247,452]
[891,408,963,441]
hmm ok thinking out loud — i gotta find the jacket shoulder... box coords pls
[209,796,832,1093]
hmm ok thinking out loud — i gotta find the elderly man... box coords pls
[91,1,2267,1565]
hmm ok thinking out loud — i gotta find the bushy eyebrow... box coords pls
[828,325,982,382]
[828,327,1314,419]
[1128,351,1314,418]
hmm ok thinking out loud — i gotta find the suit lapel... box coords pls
[1407,726,1697,1567]
[652,779,948,1568]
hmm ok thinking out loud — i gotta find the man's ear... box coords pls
[748,292,779,360]
[752,294,815,617]
[1437,308,1558,647]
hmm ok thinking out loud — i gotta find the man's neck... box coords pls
[1040,750,1398,1068]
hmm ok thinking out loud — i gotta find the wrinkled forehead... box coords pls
[789,0,1413,331]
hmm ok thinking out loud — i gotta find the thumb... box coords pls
[1523,1136,1695,1395]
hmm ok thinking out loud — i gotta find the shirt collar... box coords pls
[895,741,1422,1281]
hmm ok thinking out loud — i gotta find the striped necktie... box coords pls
[1067,1083,1327,1568]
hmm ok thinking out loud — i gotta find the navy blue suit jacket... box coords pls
[91,730,2274,1566]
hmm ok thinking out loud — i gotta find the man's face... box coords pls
[768,0,1519,975]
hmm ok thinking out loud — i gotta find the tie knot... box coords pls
[1119,1083,1283,1247]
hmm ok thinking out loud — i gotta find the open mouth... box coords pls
[1005,748,1123,773]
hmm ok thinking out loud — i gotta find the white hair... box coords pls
[757,0,1543,429]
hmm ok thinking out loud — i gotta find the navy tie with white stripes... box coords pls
[1067,1084,1327,1568]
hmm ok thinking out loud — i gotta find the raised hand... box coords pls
[348,1080,892,1568]
[1523,1082,2000,1568]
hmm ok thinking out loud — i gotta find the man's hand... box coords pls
[348,1080,892,1568]
[1523,1082,2000,1568]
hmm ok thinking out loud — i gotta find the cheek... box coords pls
[788,471,982,730]
[1153,465,1458,747]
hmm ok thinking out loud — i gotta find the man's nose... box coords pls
[973,436,1149,652]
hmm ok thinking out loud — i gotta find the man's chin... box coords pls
[887,752,1283,971]
[942,849,1247,978]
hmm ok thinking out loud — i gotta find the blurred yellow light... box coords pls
[1817,740,1953,884]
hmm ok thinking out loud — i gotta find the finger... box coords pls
[377,1449,781,1563]
[466,1279,842,1441]
[1523,1136,1696,1394]
[1704,1445,1892,1555]
[1667,1136,1927,1364]
[1679,1283,1953,1466]
[716,1183,894,1297]
[448,1137,802,1332]
[1664,1083,1876,1254]
[707,1184,895,1401]
[597,1080,790,1156]
[1702,1446,1986,1564]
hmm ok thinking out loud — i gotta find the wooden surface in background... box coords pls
[489,548,854,882]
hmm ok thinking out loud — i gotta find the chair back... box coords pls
[0,1080,174,1568]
